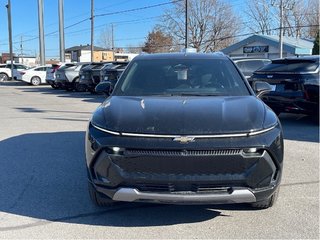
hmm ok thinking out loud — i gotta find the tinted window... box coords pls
[35,67,46,71]
[257,59,319,72]
[104,70,123,81]
[15,65,28,70]
[78,64,90,70]
[91,64,105,70]
[245,60,269,72]
[59,65,75,70]
[114,58,250,96]
[235,60,270,73]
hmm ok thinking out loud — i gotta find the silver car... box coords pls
[55,62,90,91]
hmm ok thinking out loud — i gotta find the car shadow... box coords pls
[6,81,106,103]
[279,113,319,143]
[0,132,253,231]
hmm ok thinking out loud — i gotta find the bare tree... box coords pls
[305,0,320,38]
[159,0,240,52]
[245,0,275,35]
[97,25,112,49]
[246,0,319,39]
[142,28,174,53]
[289,1,307,37]
[279,0,319,38]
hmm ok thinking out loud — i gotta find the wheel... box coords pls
[75,82,86,92]
[0,73,9,82]
[30,76,41,86]
[50,84,59,89]
[55,82,63,89]
[251,187,279,209]
[88,182,115,207]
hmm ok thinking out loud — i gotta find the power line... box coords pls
[94,0,183,18]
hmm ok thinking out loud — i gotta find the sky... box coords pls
[0,0,244,59]
[0,0,176,59]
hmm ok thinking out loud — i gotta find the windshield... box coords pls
[113,58,250,96]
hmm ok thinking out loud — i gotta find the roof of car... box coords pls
[134,52,228,60]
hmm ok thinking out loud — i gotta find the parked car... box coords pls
[86,51,283,209]
[79,62,128,93]
[19,65,52,85]
[99,62,128,91]
[45,63,61,88]
[250,56,319,117]
[232,57,271,79]
[54,62,90,91]
[0,63,29,81]
[78,62,111,92]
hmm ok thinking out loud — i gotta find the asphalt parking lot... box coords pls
[0,82,319,239]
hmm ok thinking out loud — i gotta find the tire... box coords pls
[55,82,63,89]
[30,76,41,86]
[50,84,59,89]
[0,73,9,82]
[88,182,115,207]
[251,187,279,209]
[75,83,86,92]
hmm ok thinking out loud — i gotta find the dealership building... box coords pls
[221,34,314,59]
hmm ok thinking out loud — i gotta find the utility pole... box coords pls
[272,0,295,58]
[111,23,114,59]
[58,0,65,62]
[185,0,188,49]
[20,36,23,64]
[279,0,283,58]
[37,0,45,65]
[90,0,94,62]
[6,0,14,79]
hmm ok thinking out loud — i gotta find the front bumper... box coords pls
[96,186,257,204]
[86,123,283,204]
[79,78,95,91]
[55,78,67,88]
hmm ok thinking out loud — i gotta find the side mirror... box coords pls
[95,81,111,96]
[252,81,273,98]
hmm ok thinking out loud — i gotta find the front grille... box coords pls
[111,148,255,175]
[125,149,241,156]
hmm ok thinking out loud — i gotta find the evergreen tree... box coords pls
[312,31,319,55]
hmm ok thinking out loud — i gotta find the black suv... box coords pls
[79,62,128,93]
[86,51,283,209]
[250,56,319,117]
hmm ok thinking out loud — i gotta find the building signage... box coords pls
[243,46,269,53]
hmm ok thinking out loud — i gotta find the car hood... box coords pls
[93,96,272,135]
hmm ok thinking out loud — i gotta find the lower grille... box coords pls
[125,149,241,156]
[129,183,232,193]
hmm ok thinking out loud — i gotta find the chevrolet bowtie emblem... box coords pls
[173,136,195,144]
